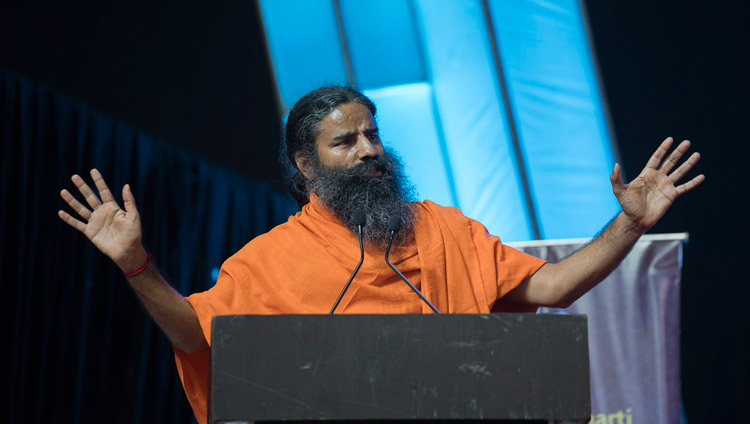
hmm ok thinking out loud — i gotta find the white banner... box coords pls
[509,233,686,424]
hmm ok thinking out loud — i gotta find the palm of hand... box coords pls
[59,169,144,269]
[85,202,141,262]
[610,137,704,232]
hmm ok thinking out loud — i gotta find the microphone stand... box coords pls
[330,222,364,314]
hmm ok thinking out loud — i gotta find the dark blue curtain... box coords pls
[1,68,298,423]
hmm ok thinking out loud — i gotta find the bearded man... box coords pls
[58,86,704,423]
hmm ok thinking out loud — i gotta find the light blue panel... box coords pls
[258,0,348,110]
[338,0,425,89]
[364,83,455,207]
[489,0,619,238]
[415,0,534,241]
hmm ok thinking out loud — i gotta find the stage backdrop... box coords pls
[509,233,686,424]
[258,0,621,242]
[1,68,298,423]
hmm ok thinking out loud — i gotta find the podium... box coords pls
[210,314,590,423]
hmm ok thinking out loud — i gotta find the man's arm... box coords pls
[59,169,208,353]
[505,137,704,308]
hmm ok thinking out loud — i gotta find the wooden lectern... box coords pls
[210,314,590,424]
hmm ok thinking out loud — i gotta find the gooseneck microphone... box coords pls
[330,209,367,314]
[385,216,442,314]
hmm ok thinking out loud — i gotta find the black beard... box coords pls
[308,151,416,251]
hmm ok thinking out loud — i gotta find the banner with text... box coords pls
[509,233,686,424]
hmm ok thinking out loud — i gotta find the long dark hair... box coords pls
[282,86,377,207]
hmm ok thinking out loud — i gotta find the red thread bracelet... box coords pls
[124,254,151,278]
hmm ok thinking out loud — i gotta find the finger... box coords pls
[60,189,92,220]
[659,140,691,174]
[71,174,102,209]
[122,184,140,218]
[90,169,115,203]
[675,174,705,196]
[610,163,626,196]
[645,137,674,170]
[58,210,87,233]
[669,151,701,183]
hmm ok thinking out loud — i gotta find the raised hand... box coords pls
[58,169,147,272]
[610,137,705,233]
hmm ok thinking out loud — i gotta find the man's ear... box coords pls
[295,152,313,180]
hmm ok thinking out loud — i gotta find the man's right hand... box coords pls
[59,168,208,353]
[58,169,147,273]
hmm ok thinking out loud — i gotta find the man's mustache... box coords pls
[342,156,390,178]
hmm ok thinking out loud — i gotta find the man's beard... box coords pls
[308,151,416,251]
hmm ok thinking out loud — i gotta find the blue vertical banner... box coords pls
[488,0,620,239]
[338,0,426,89]
[415,0,534,241]
[258,0,349,109]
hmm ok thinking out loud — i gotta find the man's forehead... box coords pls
[327,108,346,121]
[323,103,377,130]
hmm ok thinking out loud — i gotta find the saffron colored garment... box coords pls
[174,197,546,423]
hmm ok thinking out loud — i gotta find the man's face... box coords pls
[310,102,385,176]
[300,101,415,249]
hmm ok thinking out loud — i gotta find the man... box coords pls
[58,86,704,422]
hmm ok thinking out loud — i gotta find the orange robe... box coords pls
[174,197,546,423]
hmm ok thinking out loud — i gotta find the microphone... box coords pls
[330,209,367,314]
[385,216,442,313]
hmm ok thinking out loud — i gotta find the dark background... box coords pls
[583,2,749,422]
[0,1,285,188]
[1,0,747,422]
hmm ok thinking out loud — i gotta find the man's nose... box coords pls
[356,135,378,159]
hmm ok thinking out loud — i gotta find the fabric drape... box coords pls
[1,68,298,423]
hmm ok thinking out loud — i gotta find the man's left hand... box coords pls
[611,136,704,233]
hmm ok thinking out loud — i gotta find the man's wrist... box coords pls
[612,212,647,239]
[116,247,149,274]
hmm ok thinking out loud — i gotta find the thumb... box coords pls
[610,163,626,196]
